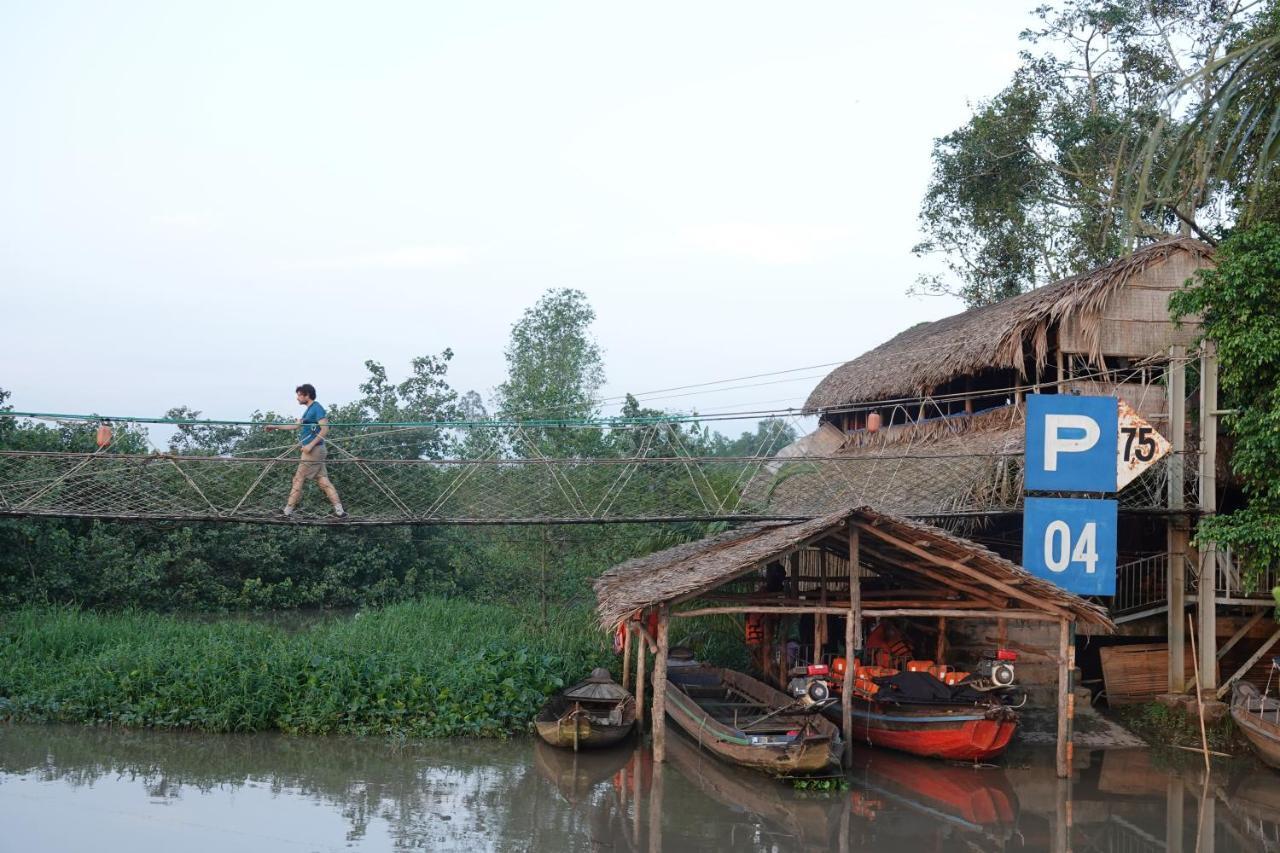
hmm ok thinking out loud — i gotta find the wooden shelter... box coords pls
[596,505,1114,778]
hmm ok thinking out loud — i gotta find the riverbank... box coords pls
[0,600,611,738]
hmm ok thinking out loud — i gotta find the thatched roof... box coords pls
[742,406,1024,519]
[594,505,1114,631]
[806,238,1214,411]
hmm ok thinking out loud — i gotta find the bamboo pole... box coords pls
[1187,613,1212,774]
[652,606,669,763]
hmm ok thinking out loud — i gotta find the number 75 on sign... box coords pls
[1022,497,1118,596]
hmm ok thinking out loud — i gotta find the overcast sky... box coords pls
[2,2,1037,434]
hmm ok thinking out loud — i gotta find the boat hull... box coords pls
[827,699,1018,761]
[534,690,636,751]
[1232,682,1280,770]
[664,667,840,775]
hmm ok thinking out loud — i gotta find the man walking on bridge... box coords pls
[266,384,347,519]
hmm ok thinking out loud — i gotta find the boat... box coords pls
[534,668,636,751]
[663,663,841,775]
[820,655,1020,761]
[1231,675,1280,770]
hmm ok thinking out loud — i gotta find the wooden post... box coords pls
[636,626,647,731]
[843,525,861,766]
[622,621,632,692]
[935,617,947,664]
[652,606,669,763]
[1167,344,1187,693]
[1056,349,1065,393]
[1055,618,1075,779]
[1198,341,1219,691]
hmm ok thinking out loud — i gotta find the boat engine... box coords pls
[966,649,1026,705]
[786,664,838,711]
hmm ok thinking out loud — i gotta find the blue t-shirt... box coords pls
[300,401,326,447]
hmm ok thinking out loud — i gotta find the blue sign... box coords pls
[1025,395,1118,493]
[1022,497,1117,595]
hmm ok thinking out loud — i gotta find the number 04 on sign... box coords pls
[1023,497,1118,596]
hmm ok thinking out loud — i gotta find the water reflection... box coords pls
[0,724,1275,851]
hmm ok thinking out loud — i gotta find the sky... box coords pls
[1,2,1039,436]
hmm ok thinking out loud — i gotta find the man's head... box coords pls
[296,383,317,405]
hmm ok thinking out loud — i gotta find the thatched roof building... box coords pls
[806,238,1213,413]
[595,505,1113,631]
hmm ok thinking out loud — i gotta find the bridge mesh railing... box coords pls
[0,446,1192,525]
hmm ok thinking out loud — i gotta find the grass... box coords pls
[1114,701,1251,756]
[0,600,612,739]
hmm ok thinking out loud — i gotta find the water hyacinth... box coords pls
[0,600,612,739]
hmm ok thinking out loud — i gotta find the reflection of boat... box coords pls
[1222,768,1280,852]
[664,730,841,851]
[531,738,632,804]
[853,748,1018,832]
[665,665,840,775]
[534,668,635,750]
[1232,679,1280,770]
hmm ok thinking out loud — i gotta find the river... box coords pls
[0,724,1274,851]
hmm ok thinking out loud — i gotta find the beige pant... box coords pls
[296,443,329,481]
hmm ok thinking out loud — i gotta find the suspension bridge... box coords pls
[0,411,1187,526]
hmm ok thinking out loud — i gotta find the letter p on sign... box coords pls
[1026,395,1118,493]
[1043,414,1101,471]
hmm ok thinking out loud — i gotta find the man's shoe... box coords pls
[333,509,348,520]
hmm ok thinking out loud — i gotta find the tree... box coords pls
[1132,4,1280,229]
[915,0,1260,306]
[1170,222,1280,596]
[496,289,606,456]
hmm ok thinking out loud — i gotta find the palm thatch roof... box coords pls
[806,237,1213,411]
[594,505,1114,631]
[740,406,1024,519]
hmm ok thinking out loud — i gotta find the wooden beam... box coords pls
[1215,626,1280,700]
[936,617,947,663]
[858,541,1005,607]
[863,608,1063,622]
[653,606,669,762]
[674,605,852,619]
[1217,610,1265,661]
[854,521,1074,619]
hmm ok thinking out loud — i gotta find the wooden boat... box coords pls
[816,655,1019,761]
[663,664,841,775]
[828,694,1018,761]
[535,668,636,751]
[1232,679,1280,770]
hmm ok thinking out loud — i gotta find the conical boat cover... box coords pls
[563,667,630,701]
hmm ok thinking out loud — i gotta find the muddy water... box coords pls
[0,725,1274,852]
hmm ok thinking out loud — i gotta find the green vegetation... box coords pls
[1115,701,1248,755]
[916,0,1278,307]
[1170,222,1280,598]
[0,600,612,738]
[0,285,795,613]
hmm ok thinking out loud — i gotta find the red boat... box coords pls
[834,695,1018,761]
[818,633,1022,761]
